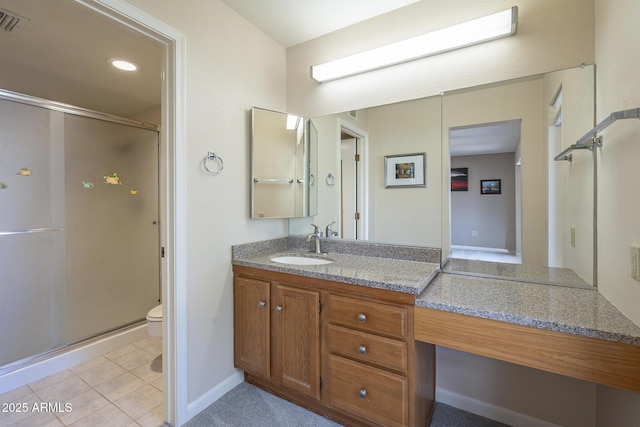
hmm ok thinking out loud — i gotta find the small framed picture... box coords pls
[480,179,501,194]
[451,167,468,191]
[384,153,426,188]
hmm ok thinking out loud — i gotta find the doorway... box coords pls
[339,121,368,240]
[0,0,186,424]
[449,120,522,264]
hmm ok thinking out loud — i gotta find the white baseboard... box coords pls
[185,370,244,423]
[451,245,511,253]
[0,325,148,395]
[436,387,563,427]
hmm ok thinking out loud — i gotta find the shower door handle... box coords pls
[0,227,64,236]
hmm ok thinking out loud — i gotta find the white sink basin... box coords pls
[270,256,333,266]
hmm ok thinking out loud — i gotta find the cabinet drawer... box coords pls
[326,294,408,339]
[327,324,407,373]
[328,355,408,427]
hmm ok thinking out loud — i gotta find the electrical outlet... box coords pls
[631,247,640,281]
[471,230,478,237]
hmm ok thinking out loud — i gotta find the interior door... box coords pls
[341,138,358,239]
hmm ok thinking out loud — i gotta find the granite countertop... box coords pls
[416,272,640,346]
[443,258,591,288]
[232,237,640,347]
[232,236,440,295]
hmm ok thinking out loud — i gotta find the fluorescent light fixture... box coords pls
[311,6,518,83]
[286,114,301,130]
[108,58,139,72]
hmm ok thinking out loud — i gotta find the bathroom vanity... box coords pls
[232,237,440,427]
[232,237,640,426]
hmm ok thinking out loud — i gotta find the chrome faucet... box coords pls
[306,224,323,254]
[325,221,338,238]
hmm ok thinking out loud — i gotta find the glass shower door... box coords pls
[0,99,64,367]
[62,114,160,343]
[0,95,160,370]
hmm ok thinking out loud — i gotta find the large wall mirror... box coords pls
[251,107,317,218]
[288,65,596,288]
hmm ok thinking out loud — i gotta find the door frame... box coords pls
[78,1,187,425]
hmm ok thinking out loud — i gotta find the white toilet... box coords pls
[146,304,162,337]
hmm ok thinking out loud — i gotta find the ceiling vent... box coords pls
[0,8,30,33]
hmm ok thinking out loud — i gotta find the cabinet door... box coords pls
[234,276,270,378]
[273,284,321,400]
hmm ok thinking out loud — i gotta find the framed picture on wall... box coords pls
[480,179,501,194]
[384,153,426,188]
[451,167,468,191]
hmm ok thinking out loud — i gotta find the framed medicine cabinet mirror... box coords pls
[251,107,317,218]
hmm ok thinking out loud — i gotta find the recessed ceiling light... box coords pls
[108,58,139,72]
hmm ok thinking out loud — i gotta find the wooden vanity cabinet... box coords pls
[234,276,271,378]
[272,283,321,399]
[234,274,321,400]
[233,265,435,426]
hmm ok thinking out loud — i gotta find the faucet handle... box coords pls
[325,221,338,238]
[310,224,321,234]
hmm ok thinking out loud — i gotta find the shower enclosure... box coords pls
[0,90,160,372]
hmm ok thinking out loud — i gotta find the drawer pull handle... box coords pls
[358,345,367,354]
[275,305,283,313]
[357,313,367,323]
[258,301,266,308]
[359,389,367,398]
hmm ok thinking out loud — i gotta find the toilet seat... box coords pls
[147,304,162,321]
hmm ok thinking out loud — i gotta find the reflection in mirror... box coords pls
[308,119,318,217]
[442,65,596,288]
[251,107,309,218]
[289,97,443,245]
[289,65,596,289]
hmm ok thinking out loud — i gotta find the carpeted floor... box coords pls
[184,382,510,427]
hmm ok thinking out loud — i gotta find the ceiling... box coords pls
[0,0,162,118]
[221,0,420,47]
[449,120,522,157]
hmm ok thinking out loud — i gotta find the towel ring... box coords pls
[203,152,224,174]
[326,173,335,186]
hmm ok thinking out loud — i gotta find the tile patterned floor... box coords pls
[0,337,163,427]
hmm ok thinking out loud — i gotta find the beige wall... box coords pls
[594,0,640,422]
[287,0,595,118]
[123,0,288,405]
[451,153,517,250]
[367,97,442,245]
[437,347,597,427]
[595,0,640,327]
[544,66,596,285]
